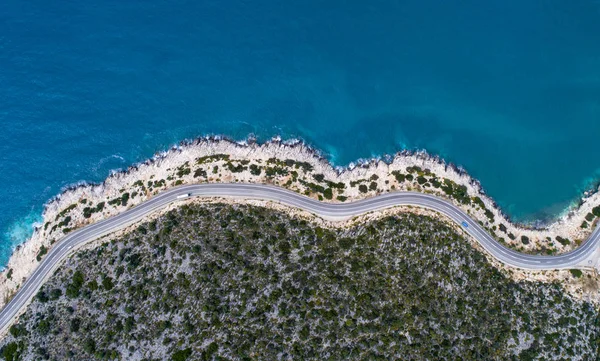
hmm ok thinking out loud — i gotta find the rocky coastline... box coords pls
[2,136,600,308]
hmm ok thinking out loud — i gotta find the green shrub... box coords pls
[66,270,85,298]
[36,245,48,261]
[102,276,114,291]
[49,288,62,300]
[265,167,288,177]
[172,347,192,361]
[194,168,207,178]
[176,167,191,177]
[313,174,325,182]
[83,338,96,354]
[569,269,583,278]
[327,181,345,189]
[70,318,81,332]
[249,164,261,176]
[9,325,27,338]
[37,319,50,335]
[1,342,22,361]
[521,236,530,245]
[36,290,49,303]
[225,162,246,173]
[391,171,405,183]
[556,236,570,246]
[369,182,378,191]
[472,197,486,209]
[196,154,229,164]
[87,280,99,291]
[121,192,130,206]
[484,209,495,222]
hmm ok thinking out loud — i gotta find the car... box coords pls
[461,221,469,228]
[176,193,192,199]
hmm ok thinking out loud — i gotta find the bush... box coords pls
[358,185,368,193]
[203,342,218,359]
[1,342,22,361]
[87,280,99,291]
[593,206,600,218]
[70,318,81,332]
[172,348,192,361]
[102,276,114,291]
[521,236,530,245]
[569,269,583,278]
[313,174,325,182]
[36,290,49,303]
[36,245,48,261]
[194,168,207,178]
[66,270,85,298]
[121,192,130,206]
[323,188,333,200]
[391,171,405,183]
[585,213,595,222]
[37,319,50,335]
[9,325,27,338]
[83,338,96,354]
[226,162,246,173]
[327,181,345,189]
[49,288,62,300]
[556,236,570,246]
[369,182,378,191]
[249,164,261,176]
[472,197,486,209]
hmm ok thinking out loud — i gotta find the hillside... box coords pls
[1,203,599,360]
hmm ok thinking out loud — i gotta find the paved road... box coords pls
[1,183,599,334]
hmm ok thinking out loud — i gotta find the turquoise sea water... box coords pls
[1,0,600,266]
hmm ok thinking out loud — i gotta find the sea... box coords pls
[1,0,600,267]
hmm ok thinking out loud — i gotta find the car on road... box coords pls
[176,193,192,199]
[461,221,469,228]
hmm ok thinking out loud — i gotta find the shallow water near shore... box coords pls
[1,0,600,267]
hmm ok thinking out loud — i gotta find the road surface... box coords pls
[1,183,598,334]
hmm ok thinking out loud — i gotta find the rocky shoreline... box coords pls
[2,136,600,307]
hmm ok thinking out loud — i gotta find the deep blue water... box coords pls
[1,0,600,266]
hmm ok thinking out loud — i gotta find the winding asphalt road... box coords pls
[1,183,599,334]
